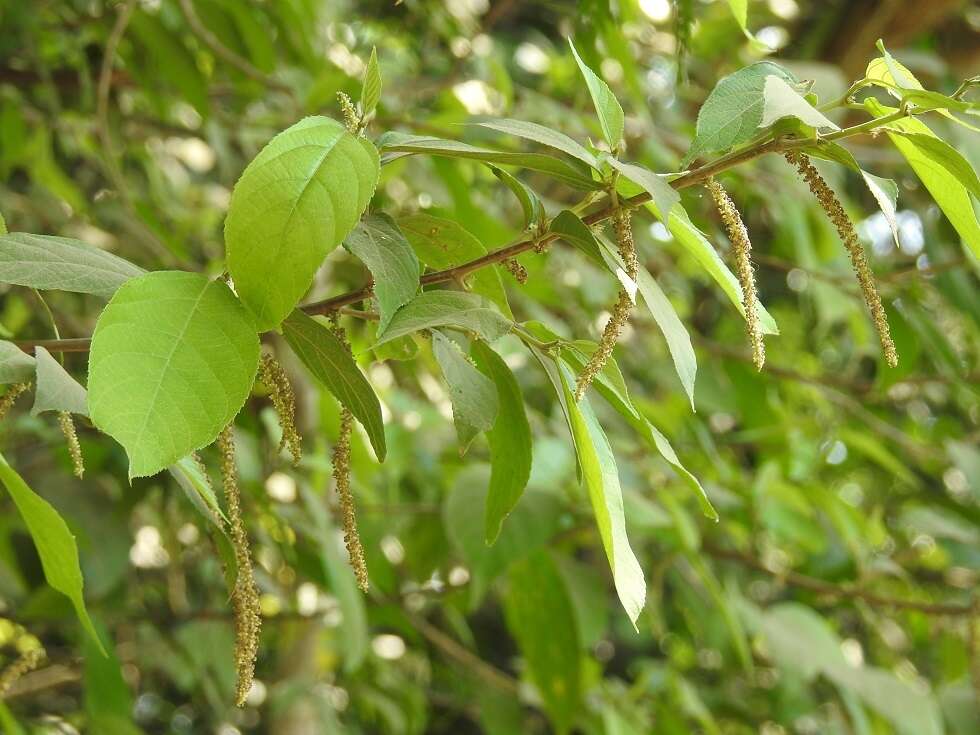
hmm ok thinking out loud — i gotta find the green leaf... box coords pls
[505,550,582,734]
[489,166,545,229]
[281,309,387,461]
[0,449,104,654]
[343,213,420,332]
[684,62,796,165]
[568,39,625,149]
[169,455,228,527]
[887,131,980,199]
[399,213,512,318]
[378,132,599,190]
[360,46,381,118]
[0,341,35,384]
[31,346,88,416]
[670,209,779,334]
[867,99,980,259]
[470,340,532,544]
[225,116,380,331]
[0,211,6,234]
[554,337,713,519]
[0,233,144,299]
[760,75,840,130]
[471,118,598,168]
[607,158,679,223]
[549,209,606,265]
[88,272,261,479]
[374,291,512,346]
[431,331,498,453]
[531,349,645,626]
[83,621,140,735]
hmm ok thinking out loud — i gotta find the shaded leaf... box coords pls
[281,309,386,461]
[32,346,87,416]
[490,166,545,229]
[0,340,35,384]
[375,291,512,346]
[431,331,498,453]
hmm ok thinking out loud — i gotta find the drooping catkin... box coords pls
[0,647,43,698]
[503,258,528,284]
[329,320,369,592]
[217,425,261,708]
[58,411,84,478]
[575,205,637,400]
[706,177,765,370]
[0,382,30,422]
[258,353,301,465]
[785,151,898,367]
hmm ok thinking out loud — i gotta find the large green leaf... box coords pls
[472,118,598,168]
[281,309,386,461]
[569,39,624,149]
[343,213,420,332]
[0,233,144,299]
[31,346,88,416]
[0,340,35,384]
[867,99,980,259]
[530,349,646,625]
[683,62,796,165]
[374,291,512,346]
[472,340,533,545]
[225,116,380,330]
[505,550,582,734]
[431,331,498,453]
[398,213,512,318]
[0,450,104,654]
[378,132,599,190]
[88,272,261,479]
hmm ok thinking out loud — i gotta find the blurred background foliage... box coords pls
[0,0,979,733]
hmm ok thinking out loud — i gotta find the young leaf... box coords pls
[399,213,512,318]
[378,132,599,190]
[489,166,545,229]
[670,209,779,334]
[759,76,840,131]
[360,46,381,118]
[0,450,104,654]
[549,210,606,265]
[505,550,582,734]
[375,291,512,346]
[343,214,420,332]
[169,455,228,527]
[684,61,797,165]
[0,341,35,384]
[471,118,598,168]
[866,99,980,259]
[88,272,261,479]
[431,331,498,453]
[472,340,533,545]
[31,346,88,416]
[0,233,144,299]
[225,116,380,331]
[281,309,387,461]
[568,39,625,149]
[607,158,680,223]
[528,346,645,625]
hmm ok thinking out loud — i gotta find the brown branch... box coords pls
[706,542,976,616]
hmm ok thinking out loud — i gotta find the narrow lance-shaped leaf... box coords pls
[343,214,420,332]
[504,550,582,734]
[360,46,381,118]
[225,116,380,331]
[32,346,88,417]
[0,233,144,299]
[471,340,532,544]
[431,331,498,454]
[281,309,387,461]
[489,166,545,229]
[471,118,598,168]
[88,271,261,479]
[866,99,980,259]
[375,291,512,347]
[0,450,105,654]
[607,158,679,224]
[568,39,624,149]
